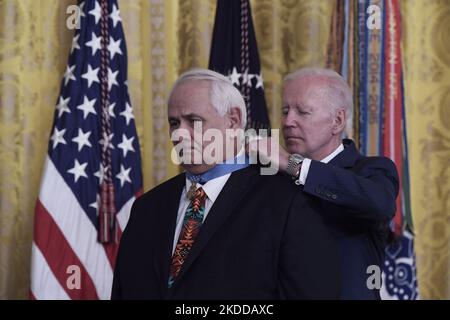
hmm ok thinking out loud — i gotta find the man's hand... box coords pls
[245,136,290,173]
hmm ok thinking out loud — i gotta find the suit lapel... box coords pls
[153,174,185,298]
[170,166,259,289]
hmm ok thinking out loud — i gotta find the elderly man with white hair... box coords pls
[249,68,399,299]
[112,68,340,300]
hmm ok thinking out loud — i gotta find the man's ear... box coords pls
[228,107,242,129]
[332,108,346,135]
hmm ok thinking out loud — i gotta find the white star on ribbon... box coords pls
[56,96,71,118]
[63,65,76,86]
[50,127,66,149]
[82,64,100,88]
[76,96,97,119]
[72,128,92,152]
[86,32,101,56]
[120,102,134,125]
[88,1,101,24]
[118,134,135,157]
[109,4,122,28]
[67,159,88,183]
[116,164,132,187]
[108,36,123,59]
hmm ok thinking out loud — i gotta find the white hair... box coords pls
[284,68,353,134]
[169,68,247,129]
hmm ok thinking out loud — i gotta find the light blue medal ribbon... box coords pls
[185,154,250,199]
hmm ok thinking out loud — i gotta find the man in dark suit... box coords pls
[111,69,340,299]
[248,68,399,299]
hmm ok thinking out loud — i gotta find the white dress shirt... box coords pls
[171,140,253,254]
[297,143,345,185]
[172,174,231,254]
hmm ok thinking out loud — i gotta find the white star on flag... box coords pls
[89,194,100,214]
[88,1,101,24]
[82,64,100,88]
[118,134,135,157]
[50,127,67,149]
[67,159,88,183]
[109,4,122,28]
[108,67,119,90]
[94,164,105,184]
[79,2,86,18]
[108,36,123,59]
[56,96,71,118]
[86,32,101,56]
[99,132,114,151]
[72,128,92,152]
[63,65,76,86]
[229,67,241,85]
[255,73,264,89]
[77,96,97,119]
[242,72,254,87]
[109,102,116,118]
[71,34,80,53]
[120,102,134,125]
[116,164,132,187]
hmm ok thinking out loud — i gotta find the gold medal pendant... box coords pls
[186,183,197,200]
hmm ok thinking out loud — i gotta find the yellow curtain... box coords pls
[401,0,450,299]
[0,0,76,299]
[0,0,448,299]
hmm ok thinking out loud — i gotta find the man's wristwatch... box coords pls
[286,153,304,181]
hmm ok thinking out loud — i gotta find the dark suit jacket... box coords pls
[112,165,340,299]
[303,139,399,299]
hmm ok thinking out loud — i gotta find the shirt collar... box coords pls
[320,143,344,163]
[183,147,245,201]
[184,174,231,203]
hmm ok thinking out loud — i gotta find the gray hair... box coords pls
[169,68,247,129]
[284,68,353,134]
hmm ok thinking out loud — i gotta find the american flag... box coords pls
[30,0,142,299]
